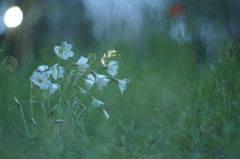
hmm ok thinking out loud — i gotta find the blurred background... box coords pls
[1,0,240,67]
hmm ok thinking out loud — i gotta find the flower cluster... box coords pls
[30,64,63,94]
[29,41,130,118]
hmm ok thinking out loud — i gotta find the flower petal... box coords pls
[92,98,104,108]
[118,79,130,94]
[49,83,60,94]
[85,74,95,89]
[96,74,110,90]
[107,61,118,76]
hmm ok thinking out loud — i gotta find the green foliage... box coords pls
[1,33,240,159]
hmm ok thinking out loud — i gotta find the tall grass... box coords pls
[1,32,240,159]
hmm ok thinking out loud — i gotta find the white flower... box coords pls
[85,74,95,89]
[102,109,110,119]
[111,77,130,94]
[36,65,49,72]
[118,79,130,94]
[92,98,104,108]
[106,61,118,76]
[49,83,60,94]
[36,65,51,74]
[30,72,52,90]
[50,64,64,80]
[76,56,89,72]
[80,88,88,95]
[95,74,110,90]
[100,107,110,119]
[54,41,74,60]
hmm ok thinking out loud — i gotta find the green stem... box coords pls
[29,83,34,118]
[22,112,29,136]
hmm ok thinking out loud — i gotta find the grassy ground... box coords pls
[1,33,240,159]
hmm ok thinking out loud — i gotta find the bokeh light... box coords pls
[4,6,23,28]
[101,50,119,65]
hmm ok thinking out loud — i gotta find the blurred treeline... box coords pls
[0,0,240,66]
[1,0,95,66]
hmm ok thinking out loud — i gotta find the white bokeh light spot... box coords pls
[4,6,23,28]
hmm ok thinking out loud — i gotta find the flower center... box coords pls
[38,79,43,83]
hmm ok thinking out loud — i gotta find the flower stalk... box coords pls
[13,97,29,136]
